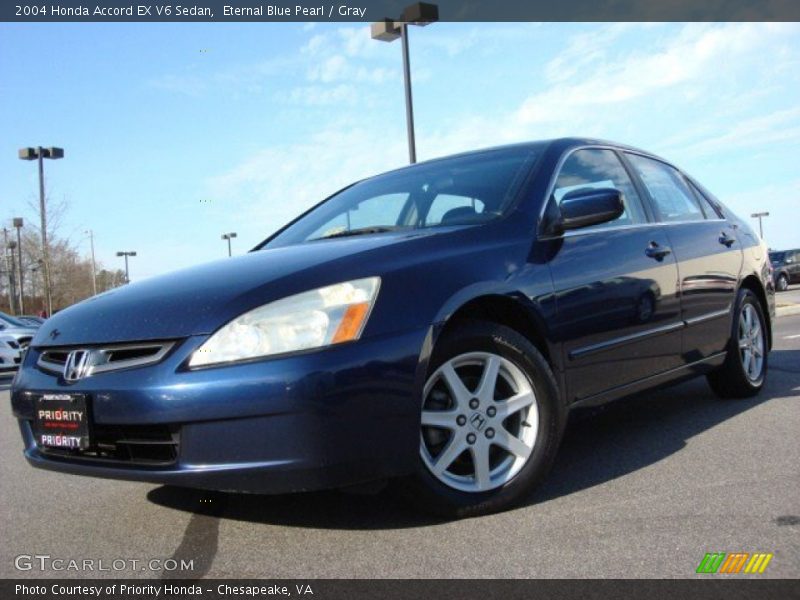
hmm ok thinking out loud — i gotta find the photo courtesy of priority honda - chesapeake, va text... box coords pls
[11,138,774,517]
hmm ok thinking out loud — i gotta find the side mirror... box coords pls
[557,187,624,232]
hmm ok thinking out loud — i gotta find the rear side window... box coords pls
[625,154,704,222]
[551,148,647,229]
[687,181,722,219]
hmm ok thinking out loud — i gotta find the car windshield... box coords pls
[0,311,28,328]
[264,146,540,248]
[769,252,786,263]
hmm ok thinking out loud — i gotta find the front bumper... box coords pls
[12,328,428,494]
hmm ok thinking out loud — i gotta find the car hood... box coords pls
[32,230,445,347]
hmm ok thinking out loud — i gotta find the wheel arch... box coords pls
[434,293,560,374]
[739,274,773,350]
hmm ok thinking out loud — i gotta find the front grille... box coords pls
[37,341,175,378]
[38,424,180,466]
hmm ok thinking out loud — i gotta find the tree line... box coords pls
[1,220,127,316]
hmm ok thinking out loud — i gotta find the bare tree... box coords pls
[2,199,127,314]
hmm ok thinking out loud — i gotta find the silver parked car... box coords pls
[0,334,22,377]
[0,312,37,350]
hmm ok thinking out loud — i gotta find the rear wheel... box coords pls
[707,289,768,399]
[401,320,565,517]
[776,273,789,292]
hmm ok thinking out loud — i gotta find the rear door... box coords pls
[788,250,800,284]
[544,148,683,402]
[623,153,741,361]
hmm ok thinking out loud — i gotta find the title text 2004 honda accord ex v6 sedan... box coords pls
[12,138,774,517]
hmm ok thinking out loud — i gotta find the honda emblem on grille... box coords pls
[63,350,91,382]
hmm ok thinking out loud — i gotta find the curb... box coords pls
[776,304,800,318]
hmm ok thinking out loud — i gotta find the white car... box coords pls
[0,334,22,377]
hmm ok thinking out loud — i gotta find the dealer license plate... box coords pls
[32,393,91,450]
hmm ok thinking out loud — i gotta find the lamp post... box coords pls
[7,240,18,314]
[221,232,237,257]
[18,146,64,315]
[116,251,137,284]
[371,2,439,164]
[30,259,43,311]
[86,230,98,295]
[750,212,769,239]
[3,230,18,314]
[12,218,24,313]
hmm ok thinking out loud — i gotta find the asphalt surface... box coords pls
[776,283,800,308]
[1,315,798,579]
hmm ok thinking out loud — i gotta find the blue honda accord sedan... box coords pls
[12,138,774,516]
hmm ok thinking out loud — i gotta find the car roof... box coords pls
[362,137,671,182]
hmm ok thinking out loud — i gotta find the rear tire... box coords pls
[776,273,789,292]
[707,288,768,399]
[400,320,566,518]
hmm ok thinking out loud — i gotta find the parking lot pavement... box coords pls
[776,284,800,315]
[2,315,798,580]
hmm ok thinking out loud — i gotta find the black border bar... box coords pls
[4,579,800,600]
[3,0,800,22]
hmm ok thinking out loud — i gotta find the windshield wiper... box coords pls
[317,226,404,240]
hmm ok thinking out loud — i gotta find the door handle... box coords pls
[719,232,736,247]
[645,242,671,261]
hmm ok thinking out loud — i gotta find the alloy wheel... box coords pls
[420,352,539,493]
[738,304,765,383]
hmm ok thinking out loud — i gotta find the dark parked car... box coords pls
[11,139,774,516]
[770,249,799,291]
[17,315,45,328]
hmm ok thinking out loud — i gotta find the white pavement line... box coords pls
[783,334,800,339]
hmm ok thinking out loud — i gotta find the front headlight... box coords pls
[188,277,381,367]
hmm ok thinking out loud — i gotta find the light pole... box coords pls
[371,2,439,164]
[18,146,64,315]
[750,212,769,239]
[12,218,24,313]
[116,251,137,284]
[3,229,18,314]
[7,241,19,314]
[221,232,237,257]
[86,230,98,295]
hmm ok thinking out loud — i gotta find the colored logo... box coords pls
[696,552,773,574]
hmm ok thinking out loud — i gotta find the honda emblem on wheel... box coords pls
[469,412,487,432]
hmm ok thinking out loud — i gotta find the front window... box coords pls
[265,147,540,248]
[550,148,647,229]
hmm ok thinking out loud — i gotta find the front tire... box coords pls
[707,289,768,399]
[401,320,566,518]
[776,273,789,292]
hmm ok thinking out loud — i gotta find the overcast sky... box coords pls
[1,22,798,280]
